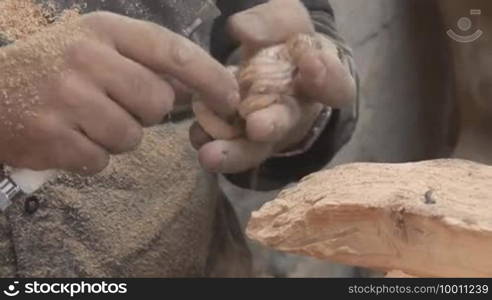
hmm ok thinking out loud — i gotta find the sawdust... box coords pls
[8,121,217,277]
[0,0,80,42]
[0,0,83,133]
[0,0,51,42]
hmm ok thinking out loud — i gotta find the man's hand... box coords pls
[191,0,356,173]
[0,12,238,175]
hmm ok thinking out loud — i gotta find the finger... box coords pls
[8,112,109,175]
[295,49,356,108]
[189,122,213,150]
[56,73,143,154]
[192,101,243,140]
[83,12,239,117]
[68,41,175,126]
[55,130,111,175]
[198,139,273,174]
[245,98,301,143]
[164,76,193,109]
[228,0,314,54]
[239,94,278,119]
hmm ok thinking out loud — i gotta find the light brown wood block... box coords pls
[247,159,492,277]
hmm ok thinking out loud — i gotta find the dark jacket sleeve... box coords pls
[211,0,337,61]
[212,0,359,191]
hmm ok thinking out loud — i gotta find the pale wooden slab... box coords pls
[247,159,492,277]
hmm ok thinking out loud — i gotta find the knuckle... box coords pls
[154,81,175,111]
[126,72,150,102]
[276,0,313,30]
[123,72,174,126]
[228,11,268,44]
[79,12,122,45]
[168,35,195,67]
[81,11,116,28]
[65,40,100,68]
[26,113,61,144]
[55,73,83,109]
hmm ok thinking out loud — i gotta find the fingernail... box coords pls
[223,91,240,118]
[211,91,240,119]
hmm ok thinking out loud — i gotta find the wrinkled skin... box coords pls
[193,33,339,146]
[0,11,238,175]
[191,0,356,174]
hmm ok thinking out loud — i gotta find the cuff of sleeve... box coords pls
[224,104,357,191]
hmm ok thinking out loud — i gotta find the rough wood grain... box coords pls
[246,159,492,277]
